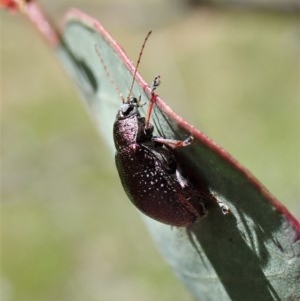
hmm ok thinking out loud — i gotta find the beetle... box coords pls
[96,31,229,226]
[113,79,208,226]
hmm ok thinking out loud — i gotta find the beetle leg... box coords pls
[145,75,161,130]
[152,136,193,149]
[175,169,189,188]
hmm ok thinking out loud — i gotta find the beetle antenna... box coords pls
[95,44,126,103]
[127,30,152,101]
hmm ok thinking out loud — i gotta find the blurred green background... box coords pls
[1,1,299,301]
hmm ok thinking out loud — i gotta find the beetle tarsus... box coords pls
[151,75,161,93]
[216,199,230,215]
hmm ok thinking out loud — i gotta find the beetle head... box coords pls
[116,96,144,120]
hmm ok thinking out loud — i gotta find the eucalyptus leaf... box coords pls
[57,9,300,301]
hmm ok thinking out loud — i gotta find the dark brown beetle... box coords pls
[97,31,229,226]
[113,81,208,226]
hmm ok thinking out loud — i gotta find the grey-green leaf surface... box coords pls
[58,9,300,301]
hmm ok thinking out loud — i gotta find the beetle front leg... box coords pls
[145,75,161,130]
